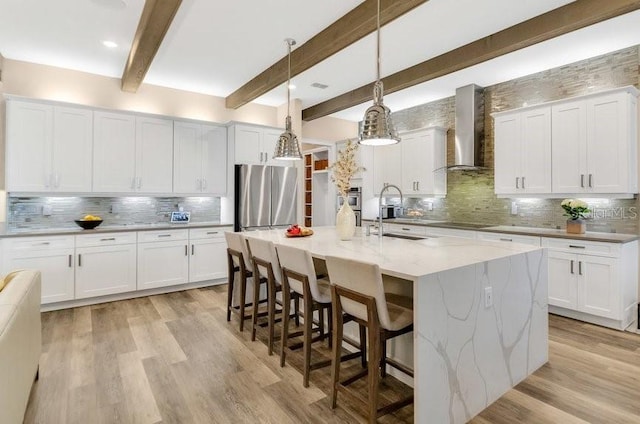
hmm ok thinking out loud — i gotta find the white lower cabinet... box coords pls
[543,238,637,330]
[75,233,137,299]
[3,236,75,304]
[189,227,230,283]
[477,232,541,246]
[137,230,189,290]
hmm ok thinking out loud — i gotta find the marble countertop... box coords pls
[243,226,541,281]
[0,222,233,238]
[363,218,638,244]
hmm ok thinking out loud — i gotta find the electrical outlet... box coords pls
[110,204,121,214]
[484,287,493,308]
[510,202,518,215]
[42,205,52,216]
[427,202,433,211]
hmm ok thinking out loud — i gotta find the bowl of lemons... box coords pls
[74,214,103,230]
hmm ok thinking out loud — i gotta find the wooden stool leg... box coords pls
[226,256,235,323]
[267,281,276,355]
[294,295,300,327]
[327,304,333,349]
[239,273,248,332]
[330,300,343,409]
[380,338,387,378]
[367,322,381,424]
[251,277,262,342]
[359,324,368,368]
[302,294,313,388]
[280,287,291,367]
[318,307,325,341]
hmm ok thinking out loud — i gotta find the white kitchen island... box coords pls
[244,226,548,424]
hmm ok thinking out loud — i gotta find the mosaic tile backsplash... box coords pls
[8,196,221,231]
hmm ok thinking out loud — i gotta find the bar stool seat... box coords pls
[326,255,414,424]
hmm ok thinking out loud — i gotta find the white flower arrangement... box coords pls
[561,198,590,220]
[330,140,365,198]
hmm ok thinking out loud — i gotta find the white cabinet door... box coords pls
[52,106,93,192]
[400,128,446,196]
[135,116,173,193]
[75,244,137,299]
[547,250,578,309]
[173,121,202,193]
[579,255,618,319]
[493,113,520,194]
[586,93,631,193]
[401,132,423,194]
[373,143,401,194]
[137,240,189,290]
[5,248,75,304]
[234,125,262,164]
[263,128,286,166]
[189,238,227,282]
[520,107,551,193]
[552,100,587,193]
[201,124,227,195]
[6,100,53,192]
[93,111,136,192]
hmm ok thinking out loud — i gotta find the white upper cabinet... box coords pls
[494,106,551,195]
[174,121,227,195]
[6,100,92,192]
[373,143,401,194]
[495,86,638,197]
[400,127,447,196]
[553,90,638,195]
[94,112,174,193]
[231,124,289,166]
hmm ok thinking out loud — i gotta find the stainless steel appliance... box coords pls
[234,164,298,231]
[337,187,361,226]
[379,206,398,219]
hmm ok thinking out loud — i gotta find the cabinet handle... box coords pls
[38,242,51,245]
[499,238,513,242]
[570,260,574,274]
[522,176,525,189]
[78,254,82,267]
[68,254,72,268]
[157,234,172,238]
[206,231,219,235]
[401,227,411,231]
[100,237,116,241]
[588,174,593,188]
[185,245,188,256]
[515,177,520,189]
[580,174,585,188]
[578,261,583,275]
[260,152,264,162]
[569,245,586,249]
[191,244,195,255]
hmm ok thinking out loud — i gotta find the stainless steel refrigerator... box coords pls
[234,164,298,231]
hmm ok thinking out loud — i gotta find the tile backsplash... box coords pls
[8,196,221,231]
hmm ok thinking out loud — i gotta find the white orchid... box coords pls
[561,198,590,220]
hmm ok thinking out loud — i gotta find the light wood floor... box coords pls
[24,285,640,424]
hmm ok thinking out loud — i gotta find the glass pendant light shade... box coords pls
[358,0,400,146]
[273,39,302,160]
[274,116,302,160]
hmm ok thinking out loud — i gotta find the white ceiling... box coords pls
[1,0,639,123]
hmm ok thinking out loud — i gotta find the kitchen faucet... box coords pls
[378,183,403,238]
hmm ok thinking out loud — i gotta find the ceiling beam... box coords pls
[121,0,182,93]
[302,0,640,121]
[224,0,429,109]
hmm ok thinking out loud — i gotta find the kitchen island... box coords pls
[244,226,548,424]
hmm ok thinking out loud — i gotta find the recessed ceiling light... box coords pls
[288,83,296,90]
[102,40,118,48]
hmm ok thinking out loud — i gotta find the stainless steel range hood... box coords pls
[452,84,485,169]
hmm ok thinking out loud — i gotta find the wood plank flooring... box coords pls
[24,285,640,423]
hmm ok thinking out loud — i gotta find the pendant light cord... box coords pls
[376,0,381,83]
[287,39,292,118]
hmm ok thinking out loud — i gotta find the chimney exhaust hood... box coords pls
[452,84,486,169]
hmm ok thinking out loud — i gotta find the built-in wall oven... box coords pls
[337,187,362,226]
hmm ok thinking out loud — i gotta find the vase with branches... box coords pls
[330,140,365,240]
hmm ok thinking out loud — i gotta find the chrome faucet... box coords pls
[378,183,403,238]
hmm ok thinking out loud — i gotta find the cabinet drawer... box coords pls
[138,229,189,243]
[76,232,137,247]
[5,235,75,250]
[384,223,427,236]
[189,227,231,240]
[477,232,540,246]
[541,237,620,257]
[423,227,477,239]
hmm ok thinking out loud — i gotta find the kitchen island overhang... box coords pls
[242,227,548,423]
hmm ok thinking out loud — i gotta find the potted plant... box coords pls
[561,199,590,234]
[330,140,364,240]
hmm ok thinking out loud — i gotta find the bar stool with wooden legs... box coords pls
[224,231,258,332]
[276,244,366,388]
[325,256,414,424]
[246,237,298,355]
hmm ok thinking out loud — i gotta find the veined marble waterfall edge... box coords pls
[414,249,548,424]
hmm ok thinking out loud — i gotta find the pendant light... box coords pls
[358,0,400,146]
[273,38,302,160]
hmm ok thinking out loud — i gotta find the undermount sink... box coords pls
[382,233,429,241]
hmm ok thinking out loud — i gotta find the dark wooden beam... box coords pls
[302,0,640,121]
[121,0,182,93]
[225,0,429,109]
